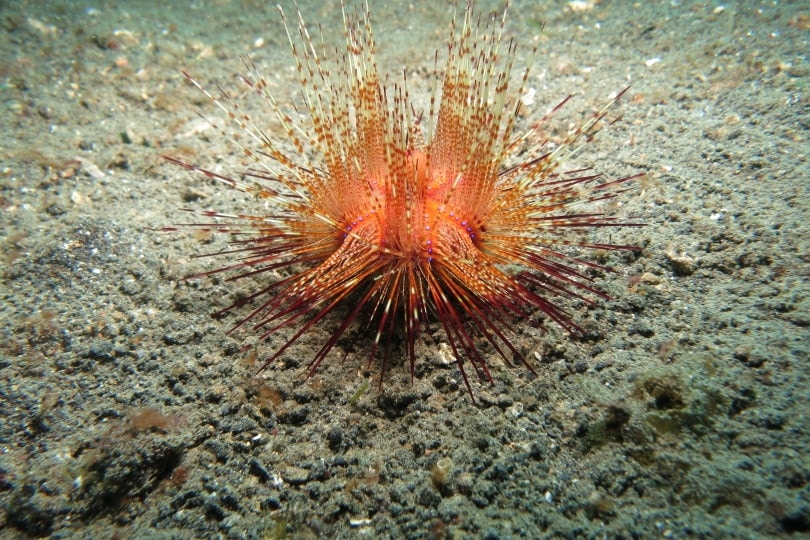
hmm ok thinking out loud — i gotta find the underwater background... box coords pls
[0,0,807,537]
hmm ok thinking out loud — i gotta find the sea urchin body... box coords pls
[165,1,642,400]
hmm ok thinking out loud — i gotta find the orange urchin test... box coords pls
[164,1,643,402]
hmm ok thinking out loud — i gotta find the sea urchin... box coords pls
[165,1,642,401]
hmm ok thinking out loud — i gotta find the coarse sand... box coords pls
[0,0,807,538]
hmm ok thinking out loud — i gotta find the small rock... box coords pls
[665,248,696,276]
[282,466,309,485]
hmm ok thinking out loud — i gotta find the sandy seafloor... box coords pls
[0,0,808,538]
